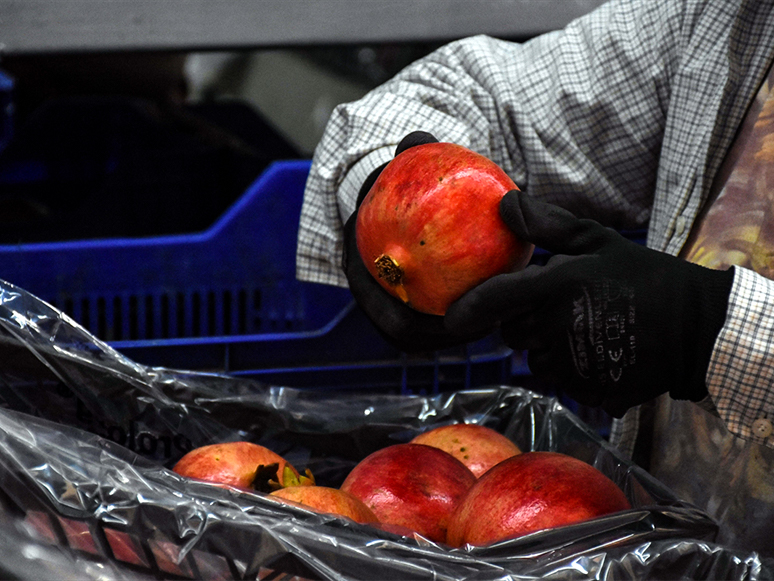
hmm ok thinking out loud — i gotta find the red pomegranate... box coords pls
[269,485,379,524]
[340,443,476,544]
[172,441,312,491]
[355,142,534,315]
[447,451,632,547]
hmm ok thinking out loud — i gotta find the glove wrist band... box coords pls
[672,265,735,403]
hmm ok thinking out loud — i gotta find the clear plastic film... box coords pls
[0,279,770,580]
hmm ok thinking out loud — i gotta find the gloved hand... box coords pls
[445,190,735,418]
[343,131,486,353]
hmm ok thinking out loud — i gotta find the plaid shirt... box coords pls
[297,0,774,455]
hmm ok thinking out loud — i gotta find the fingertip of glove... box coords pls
[395,131,438,155]
[602,403,629,420]
[499,190,530,235]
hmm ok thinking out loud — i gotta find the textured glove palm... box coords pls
[446,191,734,418]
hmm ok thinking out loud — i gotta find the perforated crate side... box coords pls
[0,159,351,343]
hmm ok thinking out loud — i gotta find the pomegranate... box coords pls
[447,451,632,547]
[411,423,521,478]
[172,441,312,492]
[355,142,533,315]
[340,443,476,544]
[269,485,379,524]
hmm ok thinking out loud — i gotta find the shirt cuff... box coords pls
[706,266,774,447]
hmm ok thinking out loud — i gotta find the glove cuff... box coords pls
[673,265,735,402]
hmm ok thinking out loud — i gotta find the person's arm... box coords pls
[708,268,774,447]
[296,0,687,288]
[445,191,774,449]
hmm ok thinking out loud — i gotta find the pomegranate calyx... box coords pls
[374,254,410,304]
[374,254,403,285]
[276,467,316,489]
[252,463,281,493]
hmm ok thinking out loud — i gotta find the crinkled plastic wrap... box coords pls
[0,279,771,581]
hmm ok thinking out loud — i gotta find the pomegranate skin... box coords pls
[447,451,632,547]
[411,424,521,478]
[340,443,476,544]
[270,486,379,524]
[355,142,534,315]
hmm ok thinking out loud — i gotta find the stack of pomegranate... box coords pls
[172,423,631,548]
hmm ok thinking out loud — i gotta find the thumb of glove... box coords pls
[395,131,438,155]
[500,191,617,256]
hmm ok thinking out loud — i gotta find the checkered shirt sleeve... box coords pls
[707,266,774,446]
[296,0,683,287]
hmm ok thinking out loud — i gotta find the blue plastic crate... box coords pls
[0,160,351,337]
[0,159,525,395]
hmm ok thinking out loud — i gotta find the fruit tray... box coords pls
[0,279,766,581]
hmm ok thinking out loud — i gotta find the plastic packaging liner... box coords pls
[0,278,770,581]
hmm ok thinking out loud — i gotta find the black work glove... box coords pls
[445,190,735,418]
[343,131,486,353]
